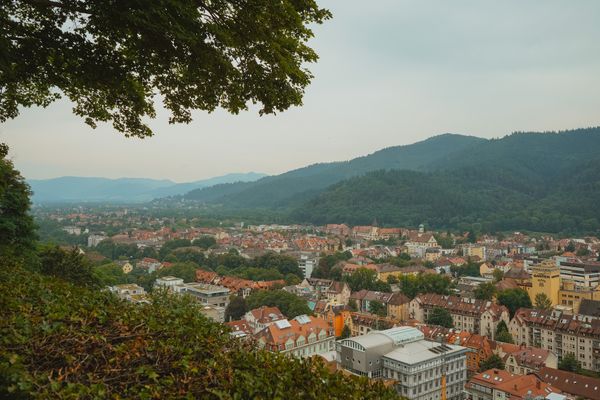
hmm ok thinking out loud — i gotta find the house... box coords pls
[225,320,253,339]
[420,326,494,377]
[409,294,510,340]
[465,369,561,400]
[350,290,410,320]
[303,278,351,305]
[255,315,335,358]
[345,312,398,337]
[404,230,440,258]
[536,366,600,400]
[244,306,286,334]
[493,342,558,375]
[313,302,350,337]
[108,284,149,304]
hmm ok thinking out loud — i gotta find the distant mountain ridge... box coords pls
[184,133,485,207]
[182,127,600,234]
[28,172,267,203]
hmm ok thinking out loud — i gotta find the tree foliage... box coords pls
[38,245,98,287]
[426,307,453,328]
[558,353,581,373]
[534,293,553,310]
[0,265,396,399]
[479,354,505,372]
[1,0,331,137]
[0,144,36,258]
[398,274,451,299]
[225,295,248,322]
[245,290,311,319]
[473,282,497,301]
[497,288,532,317]
[344,268,390,293]
[368,300,386,317]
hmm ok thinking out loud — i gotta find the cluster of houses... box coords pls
[67,212,600,399]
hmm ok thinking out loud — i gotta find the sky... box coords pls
[2,0,600,182]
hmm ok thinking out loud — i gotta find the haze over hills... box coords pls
[181,127,600,234]
[28,172,267,203]
[183,133,485,207]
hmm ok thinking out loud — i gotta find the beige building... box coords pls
[509,308,600,371]
[409,294,510,340]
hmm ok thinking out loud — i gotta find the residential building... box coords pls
[465,369,561,400]
[108,284,149,304]
[297,252,319,279]
[536,366,600,400]
[493,342,558,375]
[313,302,350,337]
[350,290,410,320]
[409,294,510,340]
[154,275,184,290]
[462,244,487,261]
[137,257,162,273]
[578,298,600,321]
[255,315,335,358]
[173,282,229,321]
[558,281,600,313]
[509,308,600,371]
[303,278,351,305]
[243,306,286,334]
[345,312,398,337]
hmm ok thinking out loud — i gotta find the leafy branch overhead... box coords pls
[0,0,331,137]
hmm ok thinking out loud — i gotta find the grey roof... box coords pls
[579,299,600,317]
[383,340,468,365]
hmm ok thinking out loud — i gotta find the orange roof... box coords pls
[256,316,332,351]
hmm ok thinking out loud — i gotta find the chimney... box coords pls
[536,380,541,390]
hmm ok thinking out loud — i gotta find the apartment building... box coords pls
[509,308,600,371]
[409,294,510,340]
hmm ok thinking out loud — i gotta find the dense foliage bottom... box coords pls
[0,263,397,399]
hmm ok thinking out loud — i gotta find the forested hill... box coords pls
[182,127,600,234]
[291,128,600,234]
[184,133,484,207]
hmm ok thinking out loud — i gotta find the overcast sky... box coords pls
[2,0,600,182]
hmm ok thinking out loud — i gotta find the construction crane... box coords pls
[439,337,448,400]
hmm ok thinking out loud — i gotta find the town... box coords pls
[38,205,600,400]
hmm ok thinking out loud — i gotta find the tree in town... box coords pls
[348,298,358,312]
[156,262,199,283]
[344,268,391,293]
[497,288,532,317]
[558,353,581,373]
[225,295,248,322]
[426,307,453,328]
[534,293,553,310]
[1,1,331,137]
[245,290,311,319]
[492,268,504,283]
[254,252,303,278]
[565,241,576,253]
[495,330,514,344]
[192,236,216,249]
[368,300,387,317]
[340,325,351,339]
[479,354,505,372]
[473,282,497,301]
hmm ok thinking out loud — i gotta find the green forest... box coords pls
[182,128,600,235]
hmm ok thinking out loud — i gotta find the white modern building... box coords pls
[337,326,469,400]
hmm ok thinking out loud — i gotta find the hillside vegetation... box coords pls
[183,128,600,234]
